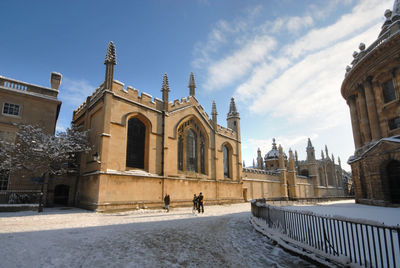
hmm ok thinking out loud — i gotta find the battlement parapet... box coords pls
[170,96,193,111]
[217,125,236,138]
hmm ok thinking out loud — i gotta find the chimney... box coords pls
[50,72,62,90]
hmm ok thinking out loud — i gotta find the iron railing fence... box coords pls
[251,200,400,268]
[0,190,41,204]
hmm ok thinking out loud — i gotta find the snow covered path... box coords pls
[0,203,316,267]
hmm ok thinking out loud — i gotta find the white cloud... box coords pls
[283,0,389,59]
[204,36,276,90]
[60,77,96,106]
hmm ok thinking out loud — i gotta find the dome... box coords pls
[264,138,287,161]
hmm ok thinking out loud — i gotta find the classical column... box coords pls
[371,81,388,137]
[356,87,372,144]
[347,95,363,149]
[363,79,381,140]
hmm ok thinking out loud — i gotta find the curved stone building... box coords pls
[341,0,400,206]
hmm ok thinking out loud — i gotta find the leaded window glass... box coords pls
[186,129,197,172]
[223,145,230,178]
[126,118,145,169]
[178,136,183,171]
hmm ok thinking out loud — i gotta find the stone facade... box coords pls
[341,0,400,206]
[0,73,72,204]
[72,42,243,211]
[242,138,345,201]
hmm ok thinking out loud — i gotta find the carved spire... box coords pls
[278,144,285,169]
[212,100,217,126]
[307,138,313,149]
[188,72,196,96]
[332,154,335,164]
[227,97,239,118]
[338,156,342,167]
[306,138,315,161]
[288,149,295,171]
[321,150,325,159]
[325,145,329,159]
[257,148,264,169]
[104,41,116,90]
[104,41,116,65]
[161,73,170,111]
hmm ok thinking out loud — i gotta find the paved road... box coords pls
[1,206,316,267]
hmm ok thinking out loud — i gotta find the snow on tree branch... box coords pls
[0,124,91,177]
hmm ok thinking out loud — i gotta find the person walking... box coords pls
[197,192,204,213]
[192,194,198,213]
[164,194,170,212]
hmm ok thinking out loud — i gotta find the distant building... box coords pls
[341,0,400,206]
[0,72,63,203]
[242,138,345,200]
[72,42,243,211]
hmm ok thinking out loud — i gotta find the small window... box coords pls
[388,117,400,130]
[382,79,396,103]
[2,103,20,116]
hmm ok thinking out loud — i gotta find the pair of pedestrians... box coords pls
[192,192,204,213]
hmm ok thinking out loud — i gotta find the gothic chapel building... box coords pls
[73,42,243,211]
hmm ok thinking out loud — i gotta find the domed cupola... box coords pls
[264,138,287,170]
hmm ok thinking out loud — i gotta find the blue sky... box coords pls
[0,0,393,171]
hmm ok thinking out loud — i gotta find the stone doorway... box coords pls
[387,160,400,204]
[54,184,69,206]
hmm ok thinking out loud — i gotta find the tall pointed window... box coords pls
[126,117,145,169]
[223,145,230,178]
[177,118,207,174]
[178,136,183,171]
[186,129,197,172]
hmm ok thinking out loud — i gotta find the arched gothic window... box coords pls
[126,117,145,169]
[223,145,230,178]
[177,118,207,174]
[186,129,197,172]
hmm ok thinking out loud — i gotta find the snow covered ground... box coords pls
[282,199,400,226]
[0,203,316,267]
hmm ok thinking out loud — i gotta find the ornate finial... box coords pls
[212,100,217,115]
[272,138,277,150]
[359,43,365,51]
[338,156,341,167]
[162,73,170,92]
[227,97,239,118]
[325,145,329,158]
[188,72,196,96]
[104,41,116,65]
[295,150,298,161]
[278,144,283,154]
[307,138,313,148]
[332,154,335,164]
[321,150,325,159]
[352,51,359,58]
[257,147,261,153]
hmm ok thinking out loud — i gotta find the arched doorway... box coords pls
[54,185,69,205]
[387,160,400,204]
[126,117,146,169]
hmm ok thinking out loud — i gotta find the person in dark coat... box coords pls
[164,194,170,212]
[192,194,198,212]
[197,192,204,213]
